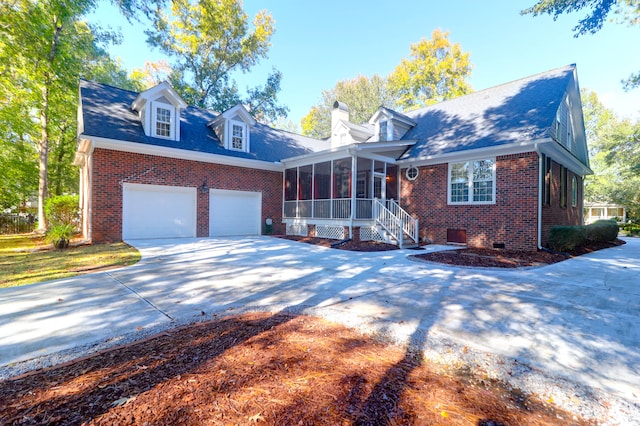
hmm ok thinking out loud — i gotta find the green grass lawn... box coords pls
[0,234,140,288]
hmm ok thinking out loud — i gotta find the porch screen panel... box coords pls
[333,158,352,198]
[356,158,372,198]
[386,165,398,200]
[314,162,331,199]
[284,168,297,201]
[333,158,352,219]
[314,161,331,218]
[298,165,313,217]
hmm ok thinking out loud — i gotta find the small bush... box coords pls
[45,195,79,227]
[549,225,586,251]
[585,220,618,242]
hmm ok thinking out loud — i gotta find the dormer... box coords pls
[207,104,256,153]
[131,82,187,142]
[369,107,417,141]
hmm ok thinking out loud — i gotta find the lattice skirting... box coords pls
[359,226,386,242]
[315,225,345,240]
[286,223,309,237]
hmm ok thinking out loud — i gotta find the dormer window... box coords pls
[131,82,187,143]
[208,104,255,153]
[379,120,388,141]
[154,105,172,138]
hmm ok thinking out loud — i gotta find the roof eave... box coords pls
[78,134,283,172]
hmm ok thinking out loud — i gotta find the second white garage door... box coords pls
[209,189,262,237]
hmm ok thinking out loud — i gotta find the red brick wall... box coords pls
[400,152,540,251]
[89,148,283,242]
[540,160,583,247]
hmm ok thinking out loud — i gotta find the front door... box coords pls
[373,173,386,199]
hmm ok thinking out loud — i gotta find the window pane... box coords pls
[473,180,493,202]
[450,162,469,203]
[379,121,387,141]
[232,124,244,150]
[314,161,331,199]
[156,107,171,137]
[451,183,468,203]
[473,159,494,181]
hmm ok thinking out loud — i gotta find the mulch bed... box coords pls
[413,239,626,268]
[278,235,399,252]
[0,313,590,425]
[278,235,627,268]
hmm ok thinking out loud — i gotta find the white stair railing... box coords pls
[373,199,419,248]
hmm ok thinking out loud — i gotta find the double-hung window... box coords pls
[379,120,388,141]
[448,159,495,204]
[153,103,173,139]
[229,120,247,151]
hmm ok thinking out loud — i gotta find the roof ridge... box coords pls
[80,78,140,96]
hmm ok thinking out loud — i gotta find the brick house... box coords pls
[74,64,590,251]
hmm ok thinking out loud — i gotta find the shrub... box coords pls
[548,225,586,251]
[45,195,79,227]
[45,223,75,249]
[585,220,618,243]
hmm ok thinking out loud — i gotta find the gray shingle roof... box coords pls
[79,80,329,163]
[399,65,576,159]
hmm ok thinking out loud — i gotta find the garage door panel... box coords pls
[210,190,261,237]
[123,184,196,239]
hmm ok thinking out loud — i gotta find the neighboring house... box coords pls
[74,64,590,251]
[584,202,626,224]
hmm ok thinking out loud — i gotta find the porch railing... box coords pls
[283,199,352,220]
[373,199,418,248]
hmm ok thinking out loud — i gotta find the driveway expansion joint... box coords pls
[106,271,174,321]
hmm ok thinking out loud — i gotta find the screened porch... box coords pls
[283,157,399,220]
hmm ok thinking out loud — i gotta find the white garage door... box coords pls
[209,189,261,237]
[123,183,197,239]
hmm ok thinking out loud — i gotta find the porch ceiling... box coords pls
[281,140,417,167]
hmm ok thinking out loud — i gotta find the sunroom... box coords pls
[281,141,419,247]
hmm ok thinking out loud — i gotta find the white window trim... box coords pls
[447,158,496,205]
[226,119,249,152]
[151,101,176,140]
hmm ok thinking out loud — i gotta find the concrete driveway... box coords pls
[1,236,639,413]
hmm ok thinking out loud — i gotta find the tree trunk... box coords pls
[37,81,50,232]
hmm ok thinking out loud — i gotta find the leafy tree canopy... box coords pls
[388,29,473,111]
[301,30,472,138]
[0,0,153,219]
[301,74,394,139]
[582,89,640,220]
[146,0,288,122]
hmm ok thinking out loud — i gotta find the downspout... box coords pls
[537,146,543,250]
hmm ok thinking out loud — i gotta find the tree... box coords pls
[301,74,395,138]
[146,0,287,120]
[388,29,473,111]
[301,30,473,138]
[0,0,152,228]
[522,0,640,89]
[581,89,640,220]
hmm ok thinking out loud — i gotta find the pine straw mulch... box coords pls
[0,313,590,426]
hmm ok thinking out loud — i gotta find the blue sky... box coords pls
[88,0,640,127]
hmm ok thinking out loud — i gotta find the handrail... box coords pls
[373,199,418,248]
